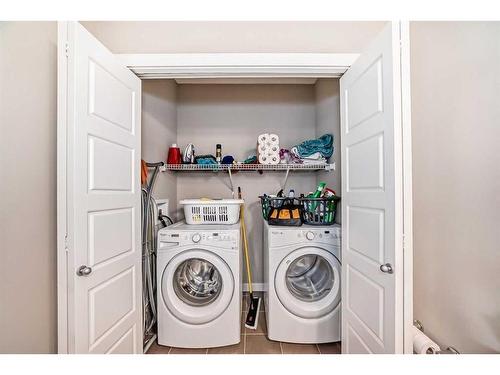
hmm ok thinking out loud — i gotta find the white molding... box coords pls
[117,53,359,79]
[56,21,69,354]
[174,78,319,85]
[400,21,414,355]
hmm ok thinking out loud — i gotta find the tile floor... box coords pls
[147,293,341,355]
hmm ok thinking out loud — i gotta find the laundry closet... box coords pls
[57,21,413,355]
[143,79,342,286]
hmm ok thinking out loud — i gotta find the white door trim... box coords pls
[57,21,69,354]
[399,21,414,354]
[117,53,360,79]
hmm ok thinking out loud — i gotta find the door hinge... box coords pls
[64,234,69,253]
[65,42,69,58]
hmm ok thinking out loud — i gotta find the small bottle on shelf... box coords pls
[216,144,222,164]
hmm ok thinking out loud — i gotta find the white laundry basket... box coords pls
[180,199,244,225]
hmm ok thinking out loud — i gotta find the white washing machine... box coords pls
[264,221,341,344]
[157,221,241,348]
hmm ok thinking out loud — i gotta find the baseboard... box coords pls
[242,283,265,292]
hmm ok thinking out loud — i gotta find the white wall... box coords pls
[315,79,341,223]
[142,80,178,219]
[176,84,319,284]
[0,21,58,353]
[81,21,386,54]
[410,21,500,353]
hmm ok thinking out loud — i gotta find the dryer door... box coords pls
[161,249,234,325]
[275,247,341,319]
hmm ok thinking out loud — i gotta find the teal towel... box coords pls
[293,134,334,158]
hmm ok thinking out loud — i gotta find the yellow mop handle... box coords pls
[240,200,253,294]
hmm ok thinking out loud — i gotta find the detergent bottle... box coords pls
[308,181,326,211]
[311,182,326,198]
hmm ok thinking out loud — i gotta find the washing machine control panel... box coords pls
[268,225,341,247]
[158,229,239,251]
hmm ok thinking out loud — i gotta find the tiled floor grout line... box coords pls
[279,341,283,355]
[316,344,321,354]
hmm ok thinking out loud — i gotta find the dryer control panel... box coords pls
[267,224,341,248]
[158,229,239,251]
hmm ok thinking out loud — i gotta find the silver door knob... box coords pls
[380,263,393,274]
[77,265,92,276]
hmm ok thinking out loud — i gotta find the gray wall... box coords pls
[176,84,320,284]
[142,80,178,219]
[0,21,58,353]
[410,21,500,353]
[314,79,341,223]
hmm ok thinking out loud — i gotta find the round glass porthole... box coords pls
[285,255,334,302]
[173,258,222,306]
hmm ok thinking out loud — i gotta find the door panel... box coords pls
[345,58,383,131]
[89,60,135,132]
[106,327,136,354]
[61,22,142,354]
[340,22,404,354]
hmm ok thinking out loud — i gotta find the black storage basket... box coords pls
[300,196,340,225]
[259,195,303,226]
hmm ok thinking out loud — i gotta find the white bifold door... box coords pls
[58,22,142,353]
[340,22,408,353]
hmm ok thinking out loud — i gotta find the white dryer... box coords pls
[157,221,241,348]
[264,221,341,344]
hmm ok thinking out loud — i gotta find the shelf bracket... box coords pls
[282,167,291,192]
[227,166,235,198]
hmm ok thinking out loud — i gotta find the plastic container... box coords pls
[180,199,244,224]
[259,195,302,226]
[167,144,182,164]
[300,196,340,225]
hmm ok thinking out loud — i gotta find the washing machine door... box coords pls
[161,249,234,325]
[274,246,341,319]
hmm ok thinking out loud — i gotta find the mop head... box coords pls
[245,294,262,330]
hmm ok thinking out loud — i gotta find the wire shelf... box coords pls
[161,163,335,172]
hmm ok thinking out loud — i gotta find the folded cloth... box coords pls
[301,157,327,165]
[195,155,217,165]
[292,134,334,159]
[243,155,258,164]
[279,148,302,164]
[290,149,324,161]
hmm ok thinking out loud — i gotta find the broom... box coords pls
[238,187,261,330]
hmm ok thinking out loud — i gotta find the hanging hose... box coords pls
[141,162,167,350]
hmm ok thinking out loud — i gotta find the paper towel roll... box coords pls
[266,149,280,165]
[258,143,268,154]
[258,151,280,165]
[258,133,269,145]
[258,144,279,154]
[413,327,440,354]
[268,154,279,165]
[269,133,279,145]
